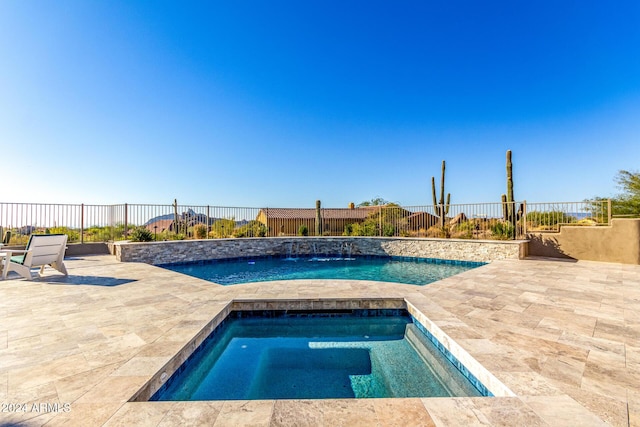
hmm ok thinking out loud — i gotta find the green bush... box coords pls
[426,225,449,238]
[211,219,236,238]
[298,225,309,236]
[344,205,408,237]
[491,221,514,240]
[130,227,154,242]
[111,223,127,241]
[85,226,112,242]
[234,221,267,238]
[47,227,80,243]
[382,223,395,237]
[351,222,378,236]
[450,220,475,239]
[194,224,208,239]
[526,211,577,228]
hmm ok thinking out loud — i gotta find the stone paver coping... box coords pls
[0,255,638,426]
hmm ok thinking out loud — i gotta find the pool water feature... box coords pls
[150,310,485,401]
[162,256,483,285]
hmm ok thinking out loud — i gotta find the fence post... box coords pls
[173,199,179,238]
[80,203,85,244]
[124,203,128,239]
[206,205,210,239]
[109,205,117,242]
[607,199,612,225]
[522,200,527,237]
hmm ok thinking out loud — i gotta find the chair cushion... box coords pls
[10,255,25,265]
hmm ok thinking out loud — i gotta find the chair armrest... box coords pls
[4,249,29,254]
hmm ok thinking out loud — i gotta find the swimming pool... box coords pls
[162,256,484,285]
[151,310,485,400]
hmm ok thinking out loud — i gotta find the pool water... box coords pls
[151,311,484,400]
[163,256,482,285]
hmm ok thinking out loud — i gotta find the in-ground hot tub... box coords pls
[132,300,513,403]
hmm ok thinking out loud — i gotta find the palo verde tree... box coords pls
[357,197,390,207]
[610,170,640,216]
[591,169,640,219]
[344,203,407,237]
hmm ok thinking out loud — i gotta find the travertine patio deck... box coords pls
[1,255,639,426]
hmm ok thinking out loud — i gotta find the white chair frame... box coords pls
[1,234,68,280]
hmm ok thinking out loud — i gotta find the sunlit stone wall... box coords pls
[114,237,526,265]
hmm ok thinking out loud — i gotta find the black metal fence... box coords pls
[0,199,611,245]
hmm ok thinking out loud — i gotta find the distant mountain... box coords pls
[143,213,174,225]
[145,209,249,227]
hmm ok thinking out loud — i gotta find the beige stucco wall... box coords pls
[527,218,640,264]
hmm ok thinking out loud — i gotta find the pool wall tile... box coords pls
[130,302,233,402]
[299,300,314,310]
[405,300,515,398]
[335,300,351,310]
[158,254,486,271]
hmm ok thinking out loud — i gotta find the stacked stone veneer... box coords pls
[114,237,526,265]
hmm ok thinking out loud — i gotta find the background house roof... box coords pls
[258,207,382,220]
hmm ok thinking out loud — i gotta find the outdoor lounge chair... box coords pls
[1,234,68,280]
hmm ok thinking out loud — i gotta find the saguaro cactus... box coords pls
[315,200,323,236]
[173,199,180,235]
[431,160,451,228]
[502,150,515,223]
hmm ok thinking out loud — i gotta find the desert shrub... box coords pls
[47,226,81,243]
[157,232,186,241]
[576,218,598,226]
[350,223,365,235]
[344,204,410,237]
[298,225,309,236]
[407,228,428,237]
[129,227,154,242]
[450,220,475,239]
[382,223,395,237]
[151,230,173,241]
[343,224,354,236]
[234,221,267,238]
[211,219,236,238]
[491,221,514,240]
[85,226,112,242]
[426,226,449,238]
[194,224,208,239]
[526,211,577,228]
[110,223,127,241]
[350,221,378,236]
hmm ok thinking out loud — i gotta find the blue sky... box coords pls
[1,1,639,208]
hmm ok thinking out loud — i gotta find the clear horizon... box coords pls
[1,1,639,208]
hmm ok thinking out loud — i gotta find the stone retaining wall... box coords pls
[113,237,527,265]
